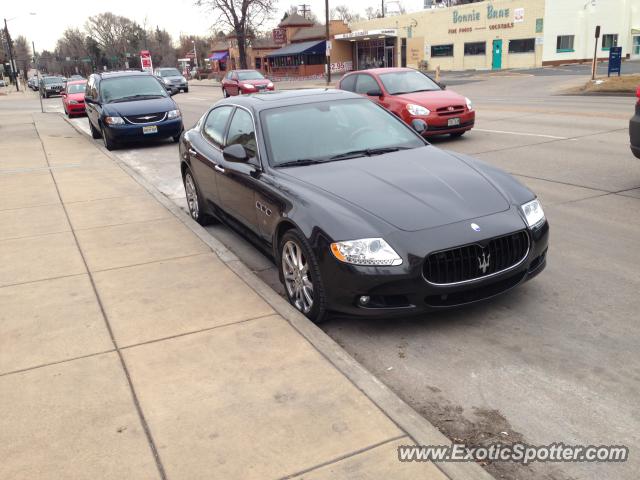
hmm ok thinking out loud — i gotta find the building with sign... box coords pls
[341,0,639,71]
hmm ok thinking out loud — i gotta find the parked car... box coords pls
[338,67,475,138]
[221,69,274,97]
[179,89,548,322]
[68,74,85,81]
[630,85,640,159]
[0,79,6,87]
[62,80,87,117]
[85,71,183,151]
[39,76,65,98]
[154,67,189,93]
[28,77,38,90]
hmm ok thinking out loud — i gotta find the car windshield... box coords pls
[237,71,264,80]
[159,69,181,77]
[67,83,86,94]
[44,77,64,84]
[100,76,168,103]
[379,70,441,95]
[261,99,424,166]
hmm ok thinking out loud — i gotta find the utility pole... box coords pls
[591,25,600,81]
[192,40,198,69]
[325,0,330,84]
[381,0,385,17]
[3,18,19,92]
[33,41,43,113]
[299,4,311,18]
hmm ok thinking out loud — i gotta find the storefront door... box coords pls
[385,46,395,67]
[633,36,640,59]
[492,39,502,70]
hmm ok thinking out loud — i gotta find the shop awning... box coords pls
[266,40,326,58]
[210,51,229,61]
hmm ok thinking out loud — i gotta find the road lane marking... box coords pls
[474,128,568,139]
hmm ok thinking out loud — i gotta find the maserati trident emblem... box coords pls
[470,223,481,232]
[478,252,491,274]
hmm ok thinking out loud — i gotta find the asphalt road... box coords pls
[33,73,640,480]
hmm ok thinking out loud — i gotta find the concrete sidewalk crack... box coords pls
[33,117,169,480]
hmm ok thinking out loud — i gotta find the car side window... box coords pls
[85,77,94,99]
[226,108,257,158]
[340,74,356,92]
[203,106,233,147]
[354,74,379,95]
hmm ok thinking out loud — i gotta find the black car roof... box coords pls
[219,88,362,111]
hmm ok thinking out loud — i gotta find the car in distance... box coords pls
[62,79,87,117]
[68,74,85,81]
[85,71,183,151]
[0,79,6,87]
[338,67,475,138]
[39,75,66,97]
[155,67,189,93]
[179,89,548,322]
[630,85,640,159]
[28,77,38,90]
[221,69,274,97]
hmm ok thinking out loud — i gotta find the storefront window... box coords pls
[556,35,575,52]
[464,42,486,56]
[508,38,535,54]
[356,39,386,69]
[431,44,454,57]
[602,34,618,50]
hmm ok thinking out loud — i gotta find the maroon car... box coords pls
[221,69,275,97]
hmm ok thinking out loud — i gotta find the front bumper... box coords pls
[103,118,183,142]
[408,110,475,136]
[316,208,549,318]
[66,103,86,113]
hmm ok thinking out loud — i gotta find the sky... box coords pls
[2,0,425,52]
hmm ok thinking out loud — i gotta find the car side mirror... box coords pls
[223,144,249,163]
[437,82,446,90]
[411,119,428,134]
[169,87,179,96]
[366,89,383,98]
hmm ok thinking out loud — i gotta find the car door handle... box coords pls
[214,164,225,173]
[188,148,197,156]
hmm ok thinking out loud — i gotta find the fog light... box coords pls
[359,296,370,306]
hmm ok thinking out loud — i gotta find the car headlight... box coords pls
[521,199,545,228]
[465,97,473,111]
[267,82,274,88]
[167,109,181,120]
[330,238,402,266]
[69,100,79,104]
[406,103,430,116]
[181,77,187,82]
[241,83,255,89]
[104,116,124,125]
[163,78,171,84]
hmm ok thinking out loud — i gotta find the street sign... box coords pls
[608,46,622,77]
[140,50,153,73]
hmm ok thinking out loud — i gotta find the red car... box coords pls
[338,67,474,137]
[62,80,87,117]
[221,69,274,97]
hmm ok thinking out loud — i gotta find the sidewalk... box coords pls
[0,98,490,479]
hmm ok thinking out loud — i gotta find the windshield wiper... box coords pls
[329,146,410,160]
[276,158,326,168]
[110,94,165,103]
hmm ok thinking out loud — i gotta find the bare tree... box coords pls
[364,6,382,19]
[178,34,211,69]
[195,0,276,69]
[13,36,31,79]
[85,12,144,68]
[330,5,362,23]
[147,27,176,67]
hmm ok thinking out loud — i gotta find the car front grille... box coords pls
[436,105,465,116]
[423,230,529,285]
[124,112,167,124]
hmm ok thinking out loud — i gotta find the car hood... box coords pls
[162,75,185,81]
[395,89,466,108]
[281,147,510,232]
[103,97,176,116]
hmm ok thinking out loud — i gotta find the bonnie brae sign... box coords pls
[453,5,513,24]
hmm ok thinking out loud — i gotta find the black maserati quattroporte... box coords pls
[178,89,548,322]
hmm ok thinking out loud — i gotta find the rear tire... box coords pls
[222,88,228,98]
[184,87,189,93]
[183,168,212,226]
[279,229,327,323]
[89,120,101,139]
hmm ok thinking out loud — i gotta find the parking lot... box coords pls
[32,71,640,479]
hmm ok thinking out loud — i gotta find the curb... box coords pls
[62,113,495,480]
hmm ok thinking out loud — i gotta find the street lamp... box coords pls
[3,12,36,92]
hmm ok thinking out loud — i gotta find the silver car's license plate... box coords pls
[448,117,460,127]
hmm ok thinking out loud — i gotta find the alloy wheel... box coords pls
[282,240,314,313]
[184,172,199,220]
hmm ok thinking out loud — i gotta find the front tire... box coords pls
[89,119,101,139]
[101,126,116,151]
[222,88,228,98]
[279,229,327,323]
[183,168,212,226]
